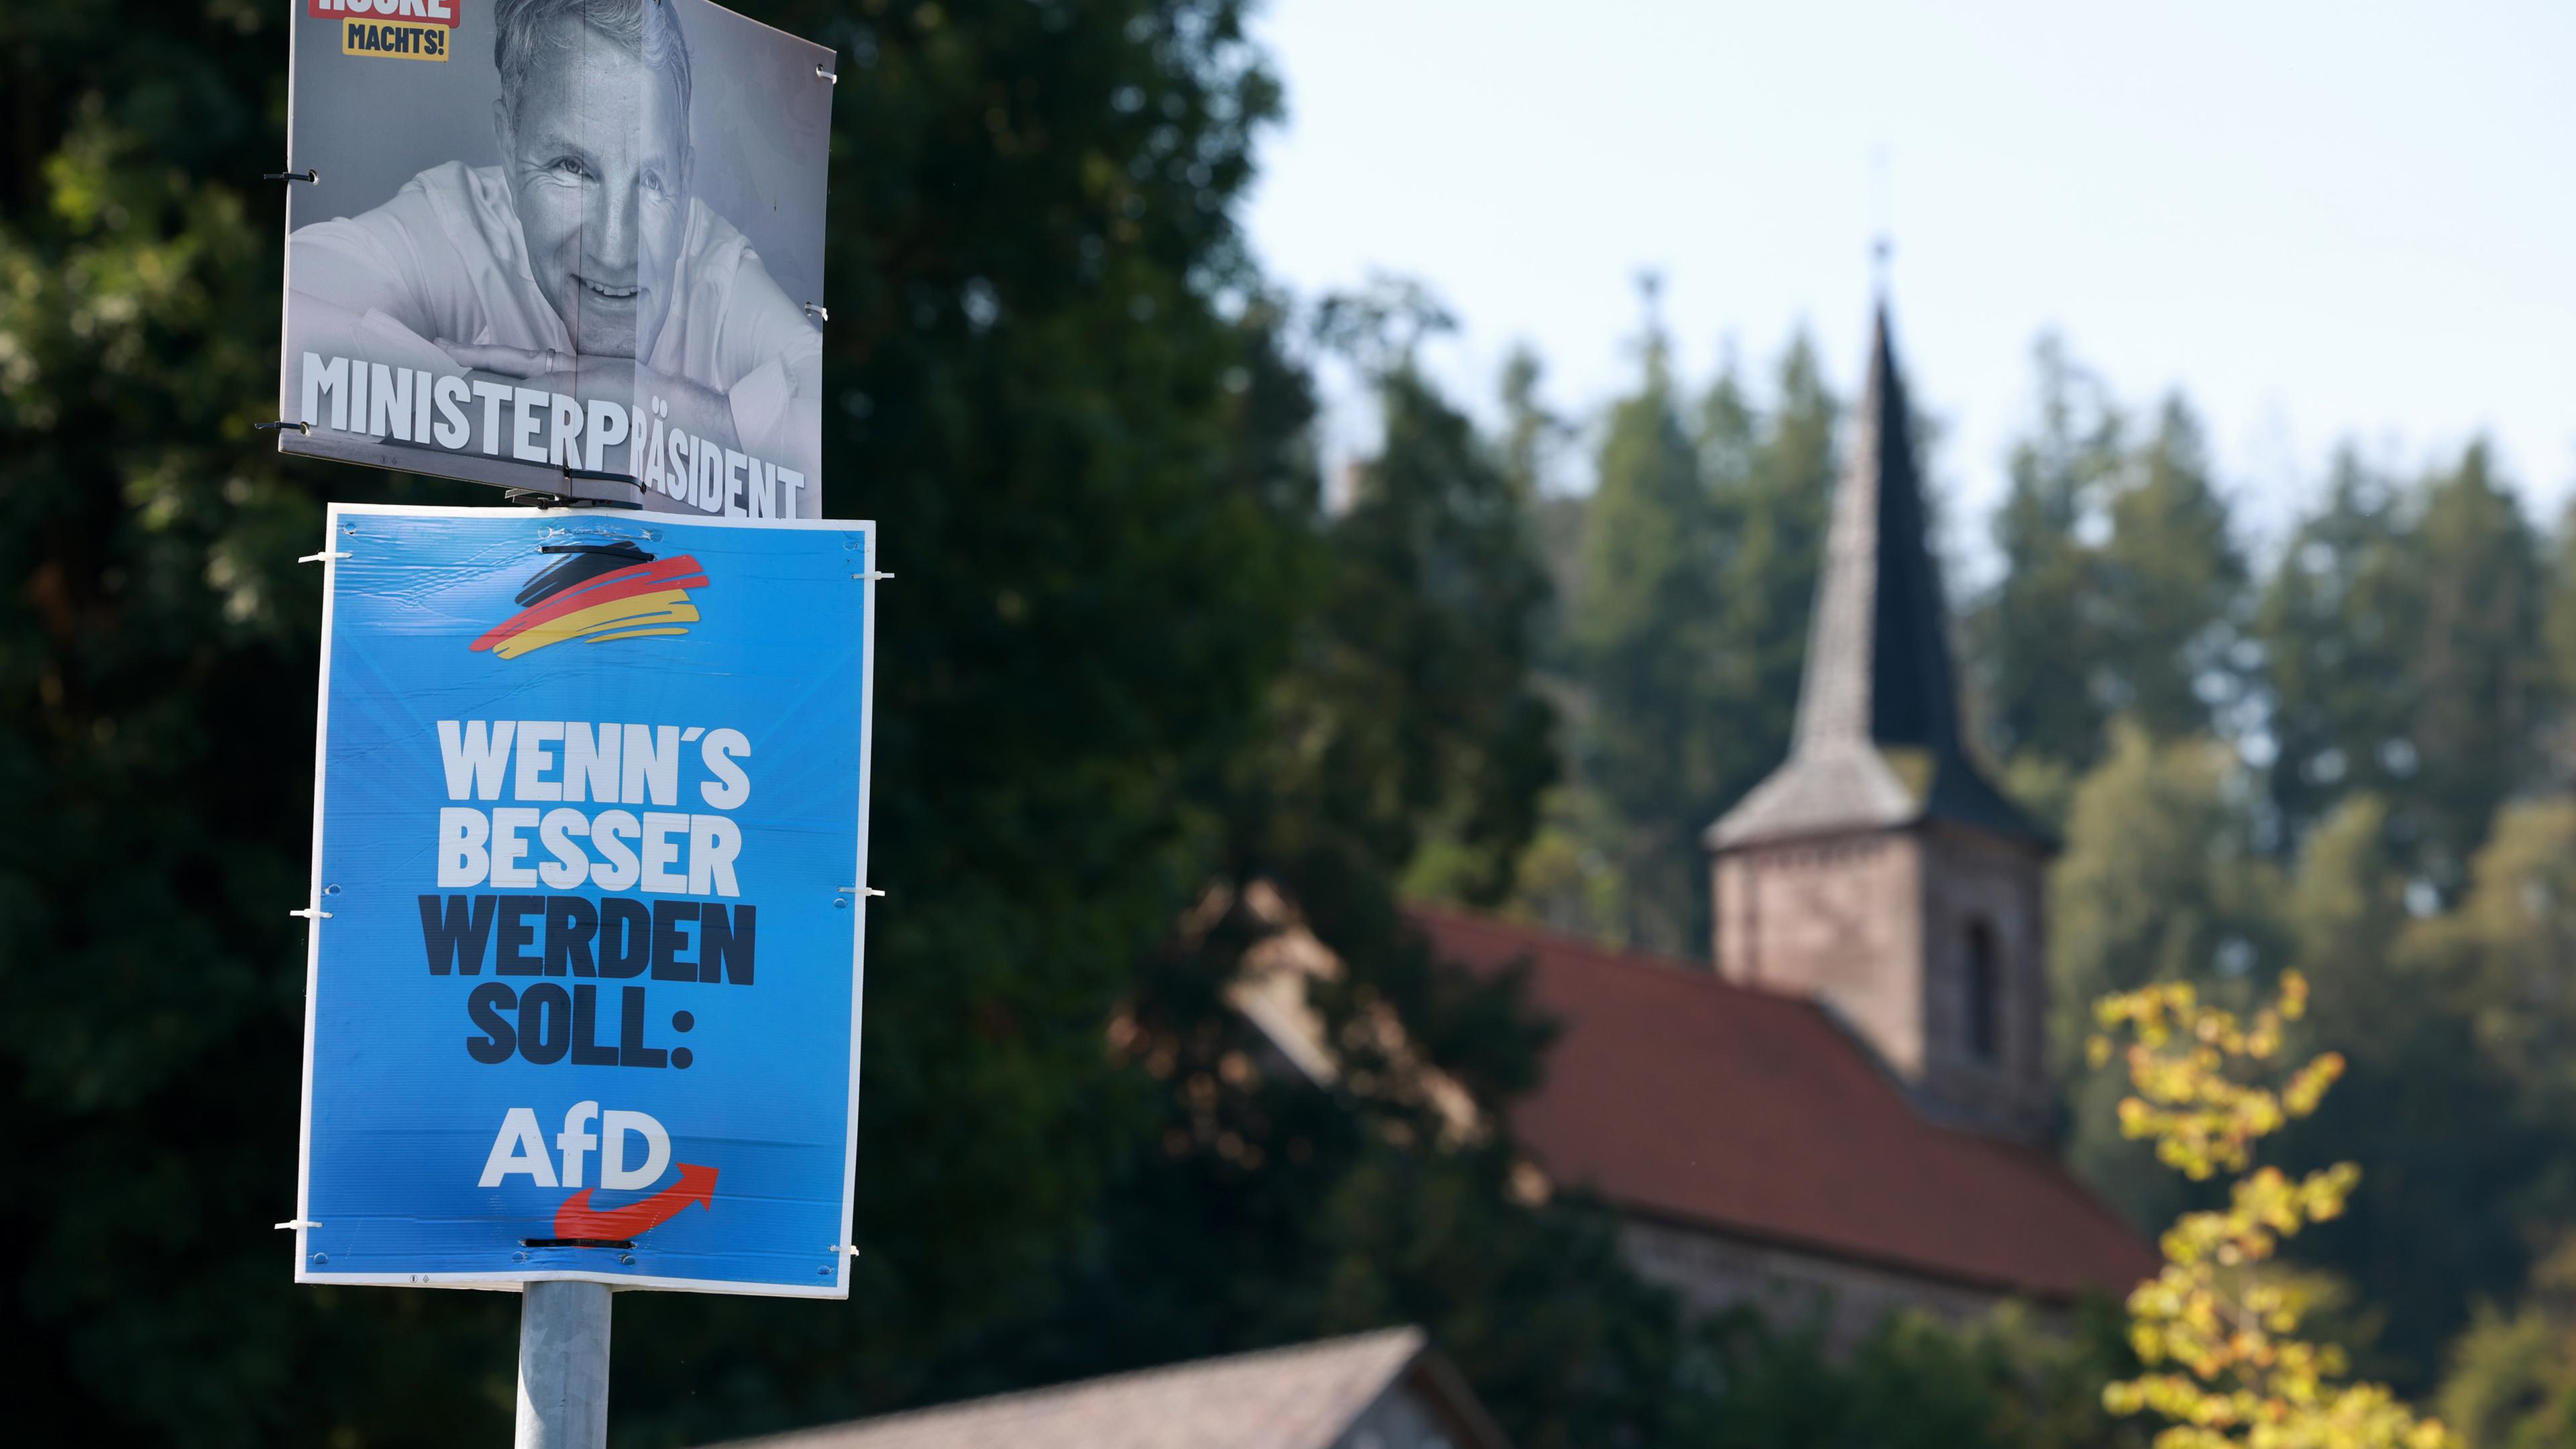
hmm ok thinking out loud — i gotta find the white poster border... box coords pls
[288,501,879,1299]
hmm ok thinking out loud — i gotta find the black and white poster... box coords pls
[279,0,830,516]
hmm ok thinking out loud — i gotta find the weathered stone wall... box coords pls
[1617,1214,2012,1358]
[1712,832,1925,1074]
[1712,821,2053,1146]
[1914,820,2053,1143]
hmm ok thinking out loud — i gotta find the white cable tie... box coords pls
[815,64,838,84]
[841,887,885,898]
[803,301,830,322]
[853,571,893,580]
[298,551,352,564]
[276,1219,320,1230]
[290,907,333,920]
[830,1243,860,1256]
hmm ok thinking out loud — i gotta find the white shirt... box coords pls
[288,160,820,471]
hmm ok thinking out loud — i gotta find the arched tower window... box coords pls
[1964,919,2002,1064]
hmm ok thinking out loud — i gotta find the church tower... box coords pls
[1706,306,2056,1145]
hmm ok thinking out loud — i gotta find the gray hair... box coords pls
[494,0,693,125]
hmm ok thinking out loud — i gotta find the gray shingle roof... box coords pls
[702,1329,1486,1449]
[1709,306,2047,851]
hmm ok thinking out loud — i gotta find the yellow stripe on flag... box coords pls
[490,592,699,659]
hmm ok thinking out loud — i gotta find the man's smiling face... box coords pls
[495,16,688,360]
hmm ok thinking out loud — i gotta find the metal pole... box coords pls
[515,1280,612,1449]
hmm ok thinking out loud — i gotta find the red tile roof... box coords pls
[1409,906,2158,1301]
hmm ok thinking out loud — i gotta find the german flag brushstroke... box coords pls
[472,543,709,660]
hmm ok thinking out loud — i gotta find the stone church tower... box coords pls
[1707,307,2057,1145]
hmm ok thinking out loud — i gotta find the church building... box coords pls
[1408,305,2151,1346]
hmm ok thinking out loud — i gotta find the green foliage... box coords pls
[1570,321,1722,953]
[2087,972,2454,1449]
[2407,802,2576,1118]
[2438,1239,2576,1449]
[2049,727,2282,1065]
[2051,726,2284,1234]
[1311,312,1558,909]
[1690,1301,2145,1449]
[2,0,492,1439]
[2255,452,2418,850]
[2271,792,2508,1346]
[2343,798,2576,1371]
[1979,335,2576,1397]
[1974,336,2127,771]
[1,2,1719,1420]
[1703,334,1837,820]
[1969,341,2249,777]
[2442,1305,2576,1449]
[2051,761,2576,1390]
[23,0,2576,1440]
[951,330,1707,1448]
[1558,328,1836,956]
[2255,445,2546,896]
[2096,400,2249,741]
[2051,757,2557,1387]
[2398,447,2547,895]
[0,0,1404,1441]
[2542,506,2576,751]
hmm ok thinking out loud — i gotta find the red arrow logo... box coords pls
[552,1163,717,1240]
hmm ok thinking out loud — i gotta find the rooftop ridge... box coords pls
[1403,901,1817,1006]
[717,1327,1428,1449]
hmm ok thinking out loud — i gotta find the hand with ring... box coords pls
[436,339,578,380]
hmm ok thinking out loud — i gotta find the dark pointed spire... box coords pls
[1792,306,1959,754]
[1711,307,2046,851]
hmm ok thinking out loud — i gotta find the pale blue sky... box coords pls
[1243,1,2576,565]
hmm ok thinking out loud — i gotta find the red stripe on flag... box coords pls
[472,555,708,653]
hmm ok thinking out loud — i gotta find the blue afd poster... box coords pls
[290,503,876,1297]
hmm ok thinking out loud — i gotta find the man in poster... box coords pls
[284,0,822,505]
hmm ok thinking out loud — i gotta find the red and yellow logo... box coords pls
[313,0,460,62]
[472,543,708,660]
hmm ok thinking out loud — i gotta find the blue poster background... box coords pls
[294,504,873,1296]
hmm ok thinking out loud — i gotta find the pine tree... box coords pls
[1697,343,1758,488]
[2271,796,2551,1387]
[996,321,1713,1449]
[1303,296,1560,907]
[1492,347,1633,942]
[2257,443,2543,894]
[2096,396,2249,742]
[2255,449,2419,853]
[1501,345,1580,663]
[1571,303,1721,954]
[1966,352,2247,828]
[2404,443,2544,896]
[1973,337,2123,772]
[1709,333,1837,812]
[2539,503,2576,786]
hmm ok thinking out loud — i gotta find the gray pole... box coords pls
[515,1280,612,1449]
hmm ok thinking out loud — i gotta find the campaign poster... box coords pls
[276,0,831,516]
[291,504,876,1295]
